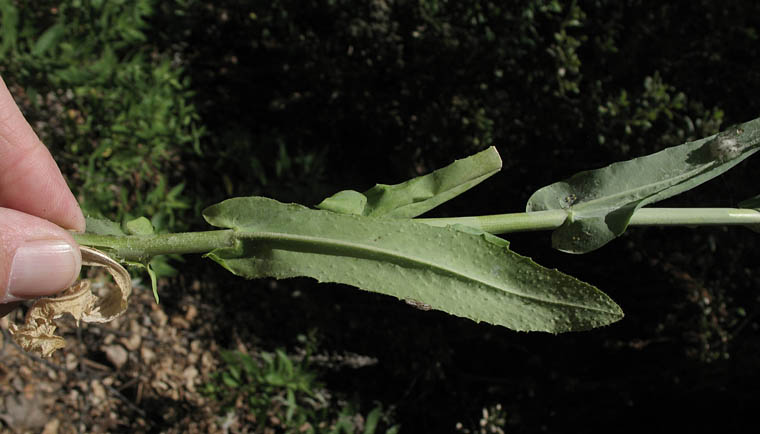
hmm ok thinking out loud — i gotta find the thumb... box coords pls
[0,207,82,303]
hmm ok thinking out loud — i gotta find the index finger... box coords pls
[0,76,85,232]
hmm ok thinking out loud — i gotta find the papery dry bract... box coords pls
[9,247,132,357]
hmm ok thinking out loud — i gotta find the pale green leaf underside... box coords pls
[527,117,760,253]
[203,197,622,333]
[317,146,502,218]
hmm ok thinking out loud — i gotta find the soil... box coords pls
[0,271,223,433]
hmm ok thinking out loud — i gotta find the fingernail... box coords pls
[6,240,80,301]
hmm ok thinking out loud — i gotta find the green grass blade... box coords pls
[527,117,760,253]
[203,197,623,333]
[317,146,502,218]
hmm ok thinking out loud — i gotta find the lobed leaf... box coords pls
[317,146,502,218]
[527,117,760,253]
[203,196,622,333]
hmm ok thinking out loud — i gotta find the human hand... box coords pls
[0,76,84,316]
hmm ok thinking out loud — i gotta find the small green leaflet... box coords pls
[122,216,154,236]
[203,197,623,333]
[527,118,760,253]
[318,146,502,218]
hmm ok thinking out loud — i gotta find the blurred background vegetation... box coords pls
[1,0,760,432]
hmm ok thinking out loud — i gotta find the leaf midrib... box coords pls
[236,230,619,316]
[567,134,760,214]
[569,163,707,213]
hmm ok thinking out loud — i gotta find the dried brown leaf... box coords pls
[9,246,132,357]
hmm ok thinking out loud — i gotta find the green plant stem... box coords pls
[419,210,568,233]
[72,208,760,260]
[72,230,237,262]
[417,208,760,234]
[627,208,760,226]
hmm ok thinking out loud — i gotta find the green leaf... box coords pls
[203,197,622,333]
[317,146,502,218]
[363,406,382,434]
[31,23,65,56]
[285,389,296,421]
[122,216,155,235]
[120,259,160,303]
[85,216,126,236]
[331,416,357,434]
[527,118,760,253]
[145,262,159,303]
[221,372,239,387]
[316,190,367,215]
[239,353,257,376]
